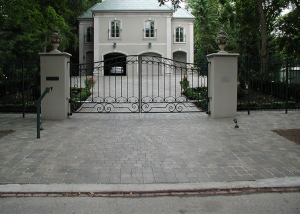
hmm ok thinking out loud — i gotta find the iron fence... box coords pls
[0,59,40,116]
[238,59,300,113]
[1,57,299,116]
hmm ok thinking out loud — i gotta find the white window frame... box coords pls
[174,26,186,43]
[144,19,157,39]
[85,27,94,43]
[109,19,122,39]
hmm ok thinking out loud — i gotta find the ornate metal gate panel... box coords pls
[70,55,208,113]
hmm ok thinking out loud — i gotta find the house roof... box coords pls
[173,7,195,19]
[79,3,100,19]
[79,0,194,19]
[92,0,171,12]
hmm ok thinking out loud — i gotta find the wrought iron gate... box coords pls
[70,55,208,113]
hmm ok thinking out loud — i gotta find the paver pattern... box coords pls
[0,111,300,184]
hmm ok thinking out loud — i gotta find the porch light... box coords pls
[113,42,116,48]
[148,42,152,48]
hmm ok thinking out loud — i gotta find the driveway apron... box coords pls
[0,111,300,184]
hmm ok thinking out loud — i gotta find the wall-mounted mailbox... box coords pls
[46,76,59,81]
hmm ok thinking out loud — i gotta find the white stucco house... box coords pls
[78,0,195,75]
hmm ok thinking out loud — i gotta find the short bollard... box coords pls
[37,87,53,138]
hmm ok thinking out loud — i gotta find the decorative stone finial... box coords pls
[49,28,62,52]
[216,30,228,53]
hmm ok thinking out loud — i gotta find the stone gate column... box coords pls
[39,29,72,120]
[206,30,239,119]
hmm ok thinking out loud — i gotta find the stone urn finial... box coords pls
[49,28,62,52]
[216,30,228,53]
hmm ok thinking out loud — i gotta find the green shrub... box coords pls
[272,102,284,108]
[179,76,189,90]
[287,101,298,107]
[197,100,208,110]
[237,102,259,110]
[249,102,259,107]
[71,87,91,111]
[184,88,202,100]
[84,77,96,91]
[260,103,272,108]
[194,86,208,94]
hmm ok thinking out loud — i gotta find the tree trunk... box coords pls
[256,0,269,76]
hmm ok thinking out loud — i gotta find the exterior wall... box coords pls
[93,12,172,62]
[78,11,194,75]
[78,19,94,64]
[171,19,194,64]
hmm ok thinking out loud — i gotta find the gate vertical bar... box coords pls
[69,61,72,114]
[22,59,25,118]
[158,62,160,98]
[247,61,251,115]
[138,55,142,113]
[285,59,288,114]
[207,62,210,114]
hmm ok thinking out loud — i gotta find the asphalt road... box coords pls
[0,192,299,214]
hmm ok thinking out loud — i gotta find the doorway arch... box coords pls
[140,52,162,75]
[173,51,187,75]
[103,53,127,76]
[86,51,94,75]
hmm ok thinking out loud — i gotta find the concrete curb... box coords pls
[1,177,300,195]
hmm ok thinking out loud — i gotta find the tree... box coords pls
[158,0,183,9]
[256,0,269,70]
[186,0,221,62]
[277,8,300,59]
[0,0,99,58]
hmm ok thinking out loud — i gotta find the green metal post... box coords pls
[247,61,251,115]
[206,62,211,115]
[37,87,52,138]
[22,59,25,118]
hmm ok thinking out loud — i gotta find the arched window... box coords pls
[86,27,94,43]
[110,20,121,38]
[175,27,185,43]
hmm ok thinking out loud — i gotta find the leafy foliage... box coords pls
[186,0,220,60]
[277,9,300,59]
[179,76,189,90]
[158,0,183,9]
[0,0,99,59]
[186,0,299,64]
[70,87,91,111]
[84,77,96,91]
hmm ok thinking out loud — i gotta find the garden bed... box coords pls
[70,87,91,111]
[181,87,208,111]
[272,129,300,145]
